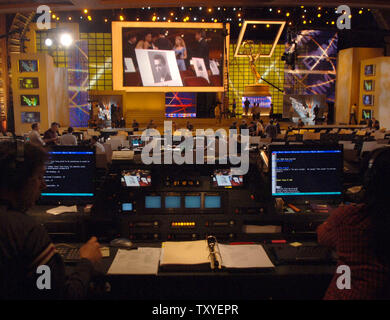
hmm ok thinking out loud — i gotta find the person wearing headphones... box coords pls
[317,147,390,299]
[0,140,102,299]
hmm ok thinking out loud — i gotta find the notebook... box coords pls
[159,240,275,271]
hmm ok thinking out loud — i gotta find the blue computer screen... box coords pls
[204,196,221,209]
[185,196,201,208]
[122,203,133,211]
[145,196,161,209]
[165,196,181,209]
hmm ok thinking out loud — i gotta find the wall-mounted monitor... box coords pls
[364,80,374,92]
[362,109,373,120]
[19,60,38,73]
[364,65,375,76]
[21,111,40,123]
[19,77,39,89]
[20,94,40,106]
[112,21,228,92]
[121,169,151,187]
[363,94,374,106]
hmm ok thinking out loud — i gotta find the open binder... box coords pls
[159,236,274,271]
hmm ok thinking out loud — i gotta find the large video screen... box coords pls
[113,22,228,92]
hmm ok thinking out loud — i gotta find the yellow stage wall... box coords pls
[360,57,390,130]
[335,47,383,124]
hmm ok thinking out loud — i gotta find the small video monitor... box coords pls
[165,195,181,209]
[122,203,133,212]
[131,137,143,147]
[19,77,39,89]
[213,168,244,188]
[19,60,38,73]
[185,195,201,209]
[364,80,374,92]
[363,95,374,106]
[269,144,343,199]
[364,64,375,76]
[362,109,373,120]
[21,111,40,123]
[20,95,40,106]
[145,196,161,209]
[204,195,221,209]
[121,169,151,187]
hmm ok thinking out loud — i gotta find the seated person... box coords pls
[91,136,105,154]
[28,123,45,147]
[0,140,102,299]
[317,147,390,299]
[59,127,78,146]
[43,122,60,147]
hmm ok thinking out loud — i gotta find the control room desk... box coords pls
[72,244,335,300]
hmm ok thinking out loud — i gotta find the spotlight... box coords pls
[45,38,53,47]
[59,33,73,47]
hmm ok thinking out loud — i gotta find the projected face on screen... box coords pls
[149,52,172,83]
[118,24,225,89]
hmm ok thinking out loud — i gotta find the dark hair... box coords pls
[196,30,206,38]
[31,123,38,130]
[51,122,58,127]
[91,136,98,142]
[0,141,48,192]
[126,32,137,41]
[153,54,166,65]
[67,127,74,133]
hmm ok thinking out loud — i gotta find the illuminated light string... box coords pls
[51,7,368,24]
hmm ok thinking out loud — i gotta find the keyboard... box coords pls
[56,245,81,263]
[271,245,333,265]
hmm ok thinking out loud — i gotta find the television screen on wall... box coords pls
[364,65,375,76]
[112,22,228,92]
[19,60,38,73]
[364,80,374,92]
[363,95,374,106]
[19,77,39,89]
[20,95,40,106]
[362,109,373,120]
[21,112,40,123]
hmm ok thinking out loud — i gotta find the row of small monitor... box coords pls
[145,194,222,210]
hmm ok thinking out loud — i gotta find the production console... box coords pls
[91,157,330,243]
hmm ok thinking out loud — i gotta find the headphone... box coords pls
[363,147,390,191]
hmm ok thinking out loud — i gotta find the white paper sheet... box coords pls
[107,248,161,275]
[218,244,274,269]
[46,205,78,215]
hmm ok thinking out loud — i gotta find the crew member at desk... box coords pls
[0,141,102,299]
[317,147,390,300]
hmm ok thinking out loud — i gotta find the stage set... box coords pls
[5,15,390,135]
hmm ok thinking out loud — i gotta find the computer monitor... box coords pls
[40,146,95,203]
[269,144,343,199]
[121,169,151,187]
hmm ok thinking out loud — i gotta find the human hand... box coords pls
[79,237,102,263]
